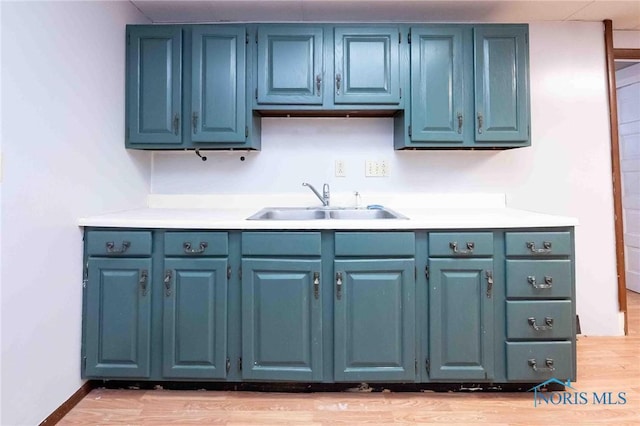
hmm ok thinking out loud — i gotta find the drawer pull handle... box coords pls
[485,270,493,298]
[316,74,322,95]
[528,275,553,289]
[528,358,555,372]
[526,241,552,254]
[183,241,208,254]
[477,113,483,134]
[106,241,130,254]
[449,241,475,255]
[528,316,554,331]
[139,269,148,296]
[336,272,343,300]
[313,272,320,300]
[164,269,173,297]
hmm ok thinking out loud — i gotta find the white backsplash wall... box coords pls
[153,21,620,337]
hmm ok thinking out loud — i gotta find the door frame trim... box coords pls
[604,19,640,336]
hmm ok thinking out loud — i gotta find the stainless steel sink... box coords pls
[247,207,407,220]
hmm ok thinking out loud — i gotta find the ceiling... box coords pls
[130,0,640,30]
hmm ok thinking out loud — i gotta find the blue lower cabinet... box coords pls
[162,258,228,379]
[334,259,416,382]
[428,258,494,381]
[85,258,152,378]
[241,258,323,381]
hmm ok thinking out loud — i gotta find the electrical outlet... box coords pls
[335,160,346,177]
[365,159,389,177]
[380,159,389,177]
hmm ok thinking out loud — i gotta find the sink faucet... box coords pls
[302,182,330,206]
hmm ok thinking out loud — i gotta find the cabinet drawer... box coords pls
[505,232,571,257]
[506,301,573,339]
[86,231,152,256]
[164,232,228,256]
[242,232,321,256]
[429,232,493,257]
[506,341,573,381]
[506,260,572,298]
[335,232,414,256]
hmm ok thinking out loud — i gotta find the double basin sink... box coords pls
[247,206,407,221]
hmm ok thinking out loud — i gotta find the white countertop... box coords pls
[78,193,578,230]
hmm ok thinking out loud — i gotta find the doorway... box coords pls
[615,60,640,295]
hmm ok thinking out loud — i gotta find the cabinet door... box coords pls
[474,25,529,143]
[85,258,151,378]
[428,258,494,381]
[334,27,400,105]
[191,26,246,143]
[126,26,182,145]
[162,258,228,379]
[410,27,464,143]
[242,258,323,381]
[257,26,323,105]
[334,259,415,382]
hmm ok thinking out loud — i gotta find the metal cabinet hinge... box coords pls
[414,267,417,280]
[415,358,418,374]
[245,126,249,138]
[82,356,87,371]
[408,31,411,44]
[425,266,429,280]
[426,359,430,375]
[226,357,231,374]
[400,88,402,99]
[246,33,249,44]
[239,357,243,371]
[255,88,258,100]
[83,262,89,288]
[399,32,401,43]
[408,126,412,137]
[227,266,232,280]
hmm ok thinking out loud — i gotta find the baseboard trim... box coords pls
[40,381,95,425]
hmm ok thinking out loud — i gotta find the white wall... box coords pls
[614,30,640,49]
[1,2,151,425]
[153,22,620,336]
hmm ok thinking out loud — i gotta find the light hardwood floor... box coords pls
[60,291,640,425]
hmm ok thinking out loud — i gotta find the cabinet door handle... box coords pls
[528,358,555,372]
[173,113,180,135]
[139,269,149,296]
[192,111,199,134]
[449,241,475,255]
[106,241,130,254]
[335,73,341,94]
[183,241,208,254]
[316,75,322,96]
[528,316,554,331]
[336,272,343,300]
[164,269,173,297]
[526,241,552,254]
[528,275,553,289]
[313,272,320,300]
[485,270,493,298]
[477,113,483,134]
[457,112,463,134]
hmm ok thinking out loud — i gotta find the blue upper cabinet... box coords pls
[256,26,324,105]
[191,26,247,143]
[334,27,401,105]
[410,26,465,143]
[473,25,529,144]
[399,24,530,149]
[126,26,182,145]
